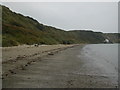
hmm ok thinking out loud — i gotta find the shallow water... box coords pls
[80,44,118,85]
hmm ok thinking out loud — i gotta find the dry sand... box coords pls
[2,44,74,62]
[2,44,77,79]
[2,44,117,88]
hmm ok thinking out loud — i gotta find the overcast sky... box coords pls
[2,2,118,33]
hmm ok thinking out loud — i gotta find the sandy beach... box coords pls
[2,44,117,88]
[2,44,77,79]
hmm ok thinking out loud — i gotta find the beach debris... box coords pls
[9,70,16,74]
[115,85,118,88]
[34,44,39,47]
[48,52,54,55]
[27,77,31,79]
[67,80,74,86]
[32,60,36,62]
[25,64,28,66]
[27,61,32,65]
[5,74,8,77]
[20,65,26,70]
[9,57,12,59]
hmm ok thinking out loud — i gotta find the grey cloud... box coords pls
[2,2,118,33]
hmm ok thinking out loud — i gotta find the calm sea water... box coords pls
[81,44,118,85]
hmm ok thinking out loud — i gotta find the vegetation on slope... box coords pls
[2,5,119,47]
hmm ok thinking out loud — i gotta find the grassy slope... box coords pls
[2,5,118,47]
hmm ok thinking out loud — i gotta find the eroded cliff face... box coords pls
[104,33,120,43]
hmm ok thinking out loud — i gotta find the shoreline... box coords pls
[2,44,80,79]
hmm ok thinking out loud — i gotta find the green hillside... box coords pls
[2,5,119,47]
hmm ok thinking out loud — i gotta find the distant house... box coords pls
[103,39,109,43]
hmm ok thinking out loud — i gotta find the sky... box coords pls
[1,2,118,33]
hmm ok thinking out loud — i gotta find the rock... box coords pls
[9,70,14,74]
[48,52,54,55]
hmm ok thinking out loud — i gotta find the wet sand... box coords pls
[2,45,117,88]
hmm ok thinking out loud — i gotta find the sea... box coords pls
[81,44,119,85]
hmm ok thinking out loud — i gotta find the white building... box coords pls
[104,39,109,43]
